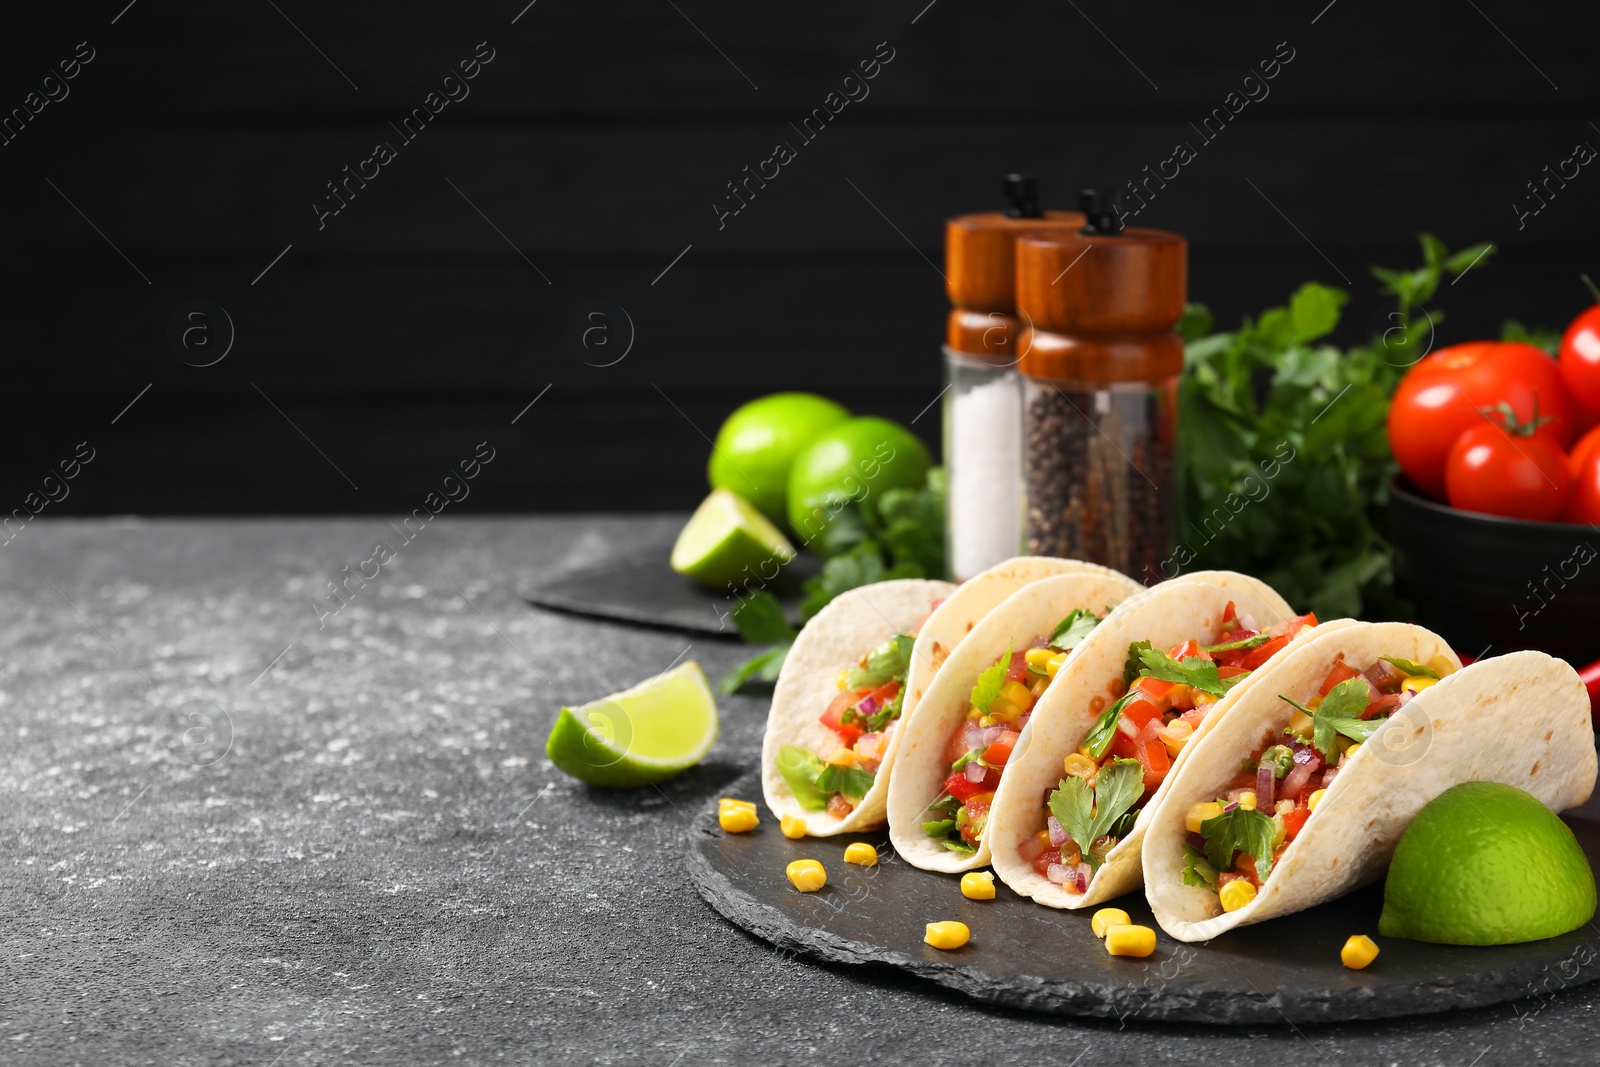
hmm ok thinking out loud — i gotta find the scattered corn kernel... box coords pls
[827,747,855,766]
[1186,801,1224,833]
[1341,934,1380,969]
[1427,655,1456,677]
[1237,790,1257,812]
[1063,752,1098,779]
[780,814,807,839]
[1219,878,1257,912]
[1286,710,1314,740]
[924,921,971,949]
[786,859,827,892]
[719,797,757,813]
[719,806,759,832]
[1046,650,1069,677]
[1401,675,1437,694]
[1103,924,1157,957]
[1343,743,1362,761]
[1308,788,1327,812]
[1091,908,1131,938]
[843,842,878,866]
[960,871,996,900]
[1025,648,1056,671]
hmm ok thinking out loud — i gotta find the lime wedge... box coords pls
[671,489,796,589]
[546,661,719,787]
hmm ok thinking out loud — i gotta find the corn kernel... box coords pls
[827,747,855,766]
[1427,655,1455,677]
[780,814,807,839]
[786,859,827,892]
[1000,680,1034,709]
[1308,788,1327,811]
[719,806,759,833]
[1219,878,1257,912]
[1275,799,1296,816]
[1063,752,1098,779]
[1186,801,1224,833]
[960,871,996,900]
[924,921,970,949]
[843,842,878,866]
[1341,934,1380,970]
[1025,648,1056,671]
[1103,924,1156,957]
[1046,651,1068,677]
[1401,675,1437,694]
[1237,790,1257,812]
[836,668,851,690]
[1343,743,1362,761]
[1159,719,1194,757]
[1091,908,1131,938]
[1271,813,1287,848]
[1286,710,1314,740]
[1029,674,1051,697]
[719,797,757,813]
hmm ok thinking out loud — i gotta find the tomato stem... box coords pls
[1481,398,1552,438]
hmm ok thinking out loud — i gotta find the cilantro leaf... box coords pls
[797,541,921,622]
[1138,648,1232,697]
[1123,640,1154,687]
[1181,843,1218,887]
[847,633,914,689]
[1048,758,1143,870]
[969,642,1013,713]
[730,590,797,645]
[1049,609,1101,652]
[775,744,829,811]
[1290,677,1381,762]
[716,642,791,696]
[1084,691,1137,760]
[1199,805,1278,882]
[1381,655,1438,680]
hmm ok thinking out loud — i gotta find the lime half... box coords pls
[546,661,719,787]
[671,489,796,589]
[1379,781,1596,945]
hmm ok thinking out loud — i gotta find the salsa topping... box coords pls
[777,622,925,819]
[1182,652,1455,905]
[1022,602,1318,894]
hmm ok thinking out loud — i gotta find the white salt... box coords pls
[947,370,1023,580]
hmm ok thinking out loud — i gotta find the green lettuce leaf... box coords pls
[776,744,829,811]
[970,642,1013,713]
[847,633,914,689]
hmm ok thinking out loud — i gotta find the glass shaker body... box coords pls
[944,347,1023,582]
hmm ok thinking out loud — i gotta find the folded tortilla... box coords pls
[1143,626,1596,942]
[887,568,1156,871]
[985,573,1333,906]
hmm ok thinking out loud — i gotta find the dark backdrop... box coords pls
[3,0,1596,515]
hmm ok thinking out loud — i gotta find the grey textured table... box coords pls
[4,516,1596,1065]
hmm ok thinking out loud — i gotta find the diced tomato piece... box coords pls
[1232,851,1262,887]
[1282,805,1312,841]
[827,793,853,819]
[1005,651,1029,683]
[1169,638,1208,661]
[1270,612,1319,639]
[964,790,995,815]
[1216,664,1250,680]
[943,721,974,766]
[983,741,1014,767]
[944,771,984,802]
[1033,847,1062,877]
[1362,693,1404,720]
[1239,635,1289,670]
[1122,699,1165,733]
[820,688,870,745]
[1179,706,1209,729]
[1109,731,1141,761]
[1134,675,1176,701]
[1319,659,1362,696]
[867,679,900,706]
[1135,722,1171,790]
[1222,600,1239,627]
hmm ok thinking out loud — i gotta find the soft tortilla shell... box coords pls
[761,579,954,835]
[887,570,1148,872]
[1144,630,1595,942]
[986,574,1311,908]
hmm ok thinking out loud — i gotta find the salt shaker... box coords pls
[1015,191,1186,582]
[943,176,1084,581]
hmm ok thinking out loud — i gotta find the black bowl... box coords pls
[1388,476,1600,666]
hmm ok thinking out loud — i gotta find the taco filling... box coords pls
[1018,602,1317,893]
[775,603,940,819]
[1180,652,1457,910]
[920,607,1114,854]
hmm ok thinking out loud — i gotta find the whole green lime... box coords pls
[786,416,933,542]
[1379,781,1596,945]
[708,394,851,525]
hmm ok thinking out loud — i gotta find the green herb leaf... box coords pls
[970,642,1013,714]
[1298,677,1381,762]
[716,642,792,696]
[951,747,986,772]
[1203,634,1272,653]
[776,744,830,811]
[1049,758,1143,870]
[847,633,915,689]
[940,839,978,854]
[1200,805,1278,882]
[1381,655,1438,680]
[1138,648,1231,697]
[1048,609,1101,652]
[1181,843,1218,887]
[798,541,922,622]
[865,687,904,732]
[1084,691,1137,760]
[730,590,797,645]
[1123,640,1154,687]
[815,763,876,800]
[922,818,956,836]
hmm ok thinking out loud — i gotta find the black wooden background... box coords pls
[3,0,1596,515]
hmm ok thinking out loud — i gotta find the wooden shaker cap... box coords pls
[945,210,1086,314]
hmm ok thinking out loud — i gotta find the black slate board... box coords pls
[687,771,1600,1025]
[522,541,819,637]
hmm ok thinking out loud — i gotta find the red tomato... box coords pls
[1388,341,1579,500]
[1133,676,1175,701]
[1216,664,1251,680]
[1221,601,1239,627]
[1239,635,1289,670]
[944,771,988,802]
[1268,612,1319,639]
[1362,693,1404,721]
[1109,731,1141,761]
[1033,847,1062,877]
[1559,305,1600,413]
[820,688,871,745]
[1564,425,1600,523]
[1005,651,1029,684]
[1282,805,1312,841]
[1121,699,1165,733]
[1319,659,1362,696]
[942,722,973,766]
[1169,638,1206,661]
[983,741,1014,767]
[1446,420,1573,521]
[1135,724,1171,790]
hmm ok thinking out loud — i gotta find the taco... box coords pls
[886,568,1153,871]
[1142,626,1596,941]
[762,557,1125,835]
[984,573,1335,905]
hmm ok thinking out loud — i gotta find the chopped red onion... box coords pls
[1256,763,1276,807]
[856,695,880,716]
[1223,801,1239,813]
[1237,610,1259,632]
[963,760,986,783]
[1117,715,1139,738]
[1282,761,1315,801]
[982,725,1014,746]
[1069,862,1091,893]
[1186,831,1207,851]
[1047,815,1068,847]
[964,724,989,750]
[1292,744,1324,772]
[1046,862,1071,885]
[1322,765,1340,787]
